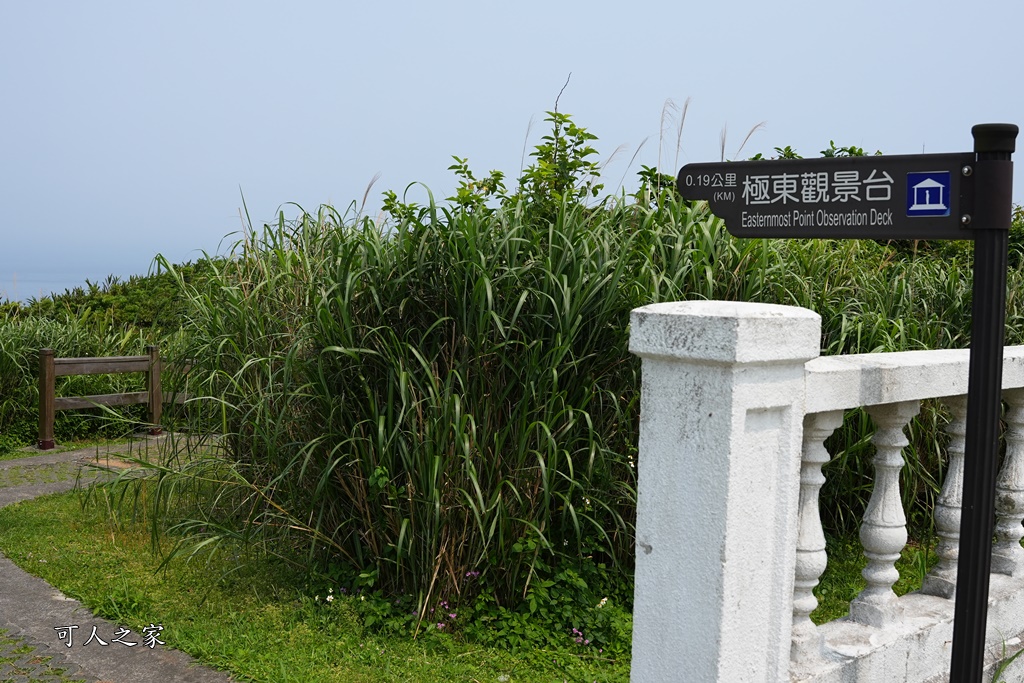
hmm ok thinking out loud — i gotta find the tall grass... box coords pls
[156,199,664,610]
[152,195,813,612]
[134,185,1024,622]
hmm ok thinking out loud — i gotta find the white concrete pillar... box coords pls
[628,300,821,683]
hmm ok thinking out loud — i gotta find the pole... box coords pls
[147,345,162,435]
[949,123,1017,682]
[37,348,55,450]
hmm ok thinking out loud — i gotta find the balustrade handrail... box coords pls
[805,346,1024,413]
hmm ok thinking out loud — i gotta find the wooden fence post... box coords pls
[38,349,55,449]
[147,345,162,435]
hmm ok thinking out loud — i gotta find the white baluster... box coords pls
[993,389,1024,577]
[921,395,967,598]
[792,410,844,662]
[850,400,919,627]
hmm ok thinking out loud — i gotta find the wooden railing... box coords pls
[37,346,188,450]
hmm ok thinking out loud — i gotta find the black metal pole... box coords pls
[950,123,1017,682]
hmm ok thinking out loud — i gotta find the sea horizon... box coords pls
[1,265,158,304]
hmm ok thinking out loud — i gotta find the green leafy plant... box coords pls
[774,145,803,159]
[632,165,678,207]
[446,156,507,215]
[512,110,604,220]
[820,140,878,157]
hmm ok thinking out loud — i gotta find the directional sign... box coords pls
[677,153,978,239]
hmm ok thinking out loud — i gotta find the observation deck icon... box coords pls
[907,172,952,217]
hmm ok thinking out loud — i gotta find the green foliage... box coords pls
[773,145,803,159]
[0,262,210,451]
[139,183,1020,622]
[30,110,1023,635]
[811,534,938,624]
[446,156,506,216]
[1010,203,1024,267]
[386,111,606,227]
[7,260,217,332]
[749,141,879,161]
[935,201,1024,264]
[820,140,874,157]
[631,165,678,207]
[148,197,647,618]
[513,111,604,219]
[992,638,1024,683]
[461,572,632,656]
[381,188,428,226]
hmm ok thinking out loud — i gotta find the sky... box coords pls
[2,1,1023,302]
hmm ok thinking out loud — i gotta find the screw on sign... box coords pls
[677,123,1017,683]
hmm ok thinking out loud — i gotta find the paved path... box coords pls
[0,437,235,683]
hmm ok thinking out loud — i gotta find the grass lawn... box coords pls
[0,440,940,682]
[0,486,630,683]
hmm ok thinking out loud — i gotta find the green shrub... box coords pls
[9,260,218,332]
[110,113,1024,639]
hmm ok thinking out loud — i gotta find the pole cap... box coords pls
[972,123,1018,154]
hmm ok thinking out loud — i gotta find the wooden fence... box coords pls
[37,346,188,450]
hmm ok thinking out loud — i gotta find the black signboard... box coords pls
[677,153,978,239]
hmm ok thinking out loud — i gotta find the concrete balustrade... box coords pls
[629,301,1024,683]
